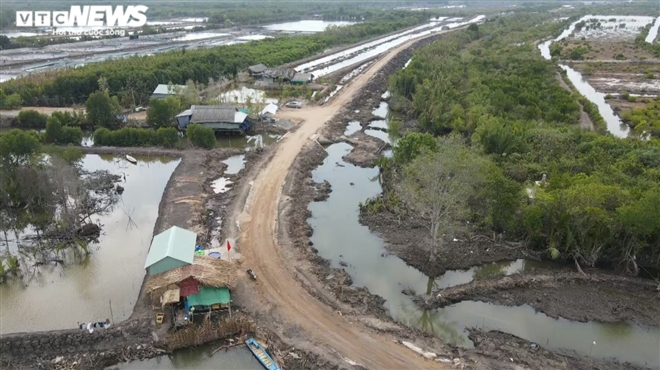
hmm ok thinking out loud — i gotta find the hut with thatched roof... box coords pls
[146,255,237,313]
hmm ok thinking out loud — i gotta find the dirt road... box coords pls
[234,36,449,369]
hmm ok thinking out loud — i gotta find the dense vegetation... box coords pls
[93,127,179,148]
[0,12,430,107]
[379,12,660,273]
[621,98,660,136]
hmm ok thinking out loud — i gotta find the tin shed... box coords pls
[144,226,197,275]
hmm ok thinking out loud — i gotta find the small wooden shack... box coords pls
[144,226,197,276]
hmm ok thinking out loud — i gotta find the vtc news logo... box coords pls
[16,6,149,28]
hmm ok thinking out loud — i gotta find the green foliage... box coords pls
[17,110,48,129]
[186,124,216,149]
[0,89,22,109]
[389,15,579,136]
[621,99,660,137]
[614,53,627,60]
[383,12,660,270]
[156,127,179,148]
[392,132,437,165]
[147,96,182,127]
[51,110,87,127]
[45,116,83,145]
[93,127,179,148]
[0,129,40,165]
[85,91,122,129]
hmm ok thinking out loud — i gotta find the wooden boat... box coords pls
[125,155,137,164]
[245,338,280,370]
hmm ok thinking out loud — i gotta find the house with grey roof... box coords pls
[176,105,253,133]
[247,64,268,77]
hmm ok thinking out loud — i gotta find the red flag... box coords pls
[227,240,232,252]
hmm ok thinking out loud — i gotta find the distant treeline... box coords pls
[0,12,430,107]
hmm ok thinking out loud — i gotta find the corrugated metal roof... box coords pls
[248,64,267,73]
[176,109,192,118]
[292,72,312,82]
[144,226,197,268]
[187,287,231,306]
[189,105,247,124]
[152,84,187,95]
[264,68,296,80]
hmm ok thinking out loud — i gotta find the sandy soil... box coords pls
[225,33,459,369]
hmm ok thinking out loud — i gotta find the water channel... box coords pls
[0,154,180,333]
[305,91,660,366]
[538,15,634,138]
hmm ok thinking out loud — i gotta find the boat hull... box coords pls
[245,338,280,370]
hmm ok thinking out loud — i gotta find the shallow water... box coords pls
[107,345,262,369]
[0,154,179,333]
[344,121,362,136]
[215,133,280,150]
[223,154,246,175]
[648,16,660,43]
[217,86,278,105]
[308,142,660,367]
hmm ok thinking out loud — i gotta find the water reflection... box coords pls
[308,142,660,367]
[108,345,262,370]
[0,154,179,333]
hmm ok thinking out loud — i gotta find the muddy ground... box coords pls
[415,270,660,327]
[464,329,644,370]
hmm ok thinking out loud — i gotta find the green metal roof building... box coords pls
[144,226,197,276]
[187,287,231,308]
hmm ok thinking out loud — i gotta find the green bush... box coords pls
[186,124,216,149]
[0,89,22,109]
[93,127,180,147]
[156,127,179,148]
[51,110,86,127]
[17,110,48,128]
[45,117,83,145]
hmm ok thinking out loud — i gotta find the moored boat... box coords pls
[245,338,280,370]
[125,155,137,164]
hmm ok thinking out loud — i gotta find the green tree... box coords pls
[393,132,437,165]
[17,110,47,128]
[186,124,215,149]
[85,91,122,129]
[156,127,179,148]
[0,129,39,166]
[397,135,488,264]
[147,96,181,127]
[46,116,82,145]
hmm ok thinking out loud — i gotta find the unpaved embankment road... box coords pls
[236,34,450,369]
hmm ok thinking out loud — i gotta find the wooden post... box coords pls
[229,304,232,318]
[109,300,115,324]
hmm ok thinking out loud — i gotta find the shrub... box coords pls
[0,89,22,109]
[186,124,216,149]
[93,127,180,148]
[156,127,179,148]
[17,110,48,128]
[45,117,83,145]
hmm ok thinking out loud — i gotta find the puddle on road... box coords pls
[344,121,362,136]
[0,155,180,333]
[222,155,246,175]
[107,344,262,370]
[308,142,660,367]
[372,101,389,118]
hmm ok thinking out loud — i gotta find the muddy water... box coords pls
[308,143,660,366]
[0,155,179,333]
[108,345,262,370]
[539,16,630,137]
[216,134,281,150]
